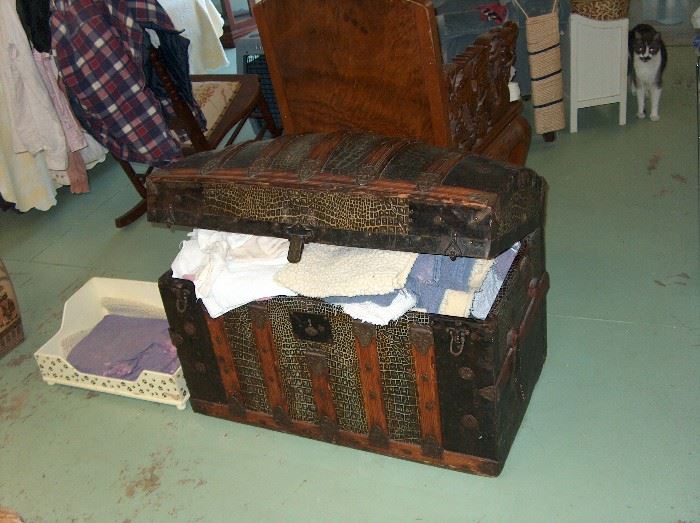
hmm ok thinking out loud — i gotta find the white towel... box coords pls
[327,289,417,326]
[275,243,419,298]
[171,229,296,318]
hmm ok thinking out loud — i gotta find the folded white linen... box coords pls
[275,243,418,298]
[201,264,296,318]
[171,229,295,318]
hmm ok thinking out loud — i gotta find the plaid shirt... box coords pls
[50,0,185,166]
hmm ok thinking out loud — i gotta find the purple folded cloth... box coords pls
[67,314,179,381]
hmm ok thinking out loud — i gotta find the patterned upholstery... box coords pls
[192,80,242,137]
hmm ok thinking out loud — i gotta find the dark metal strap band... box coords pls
[528,42,560,56]
[531,69,562,82]
[533,98,564,109]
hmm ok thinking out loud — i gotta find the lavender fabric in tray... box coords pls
[67,314,179,381]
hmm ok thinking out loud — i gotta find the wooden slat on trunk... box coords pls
[204,313,246,417]
[248,302,290,426]
[305,349,339,442]
[352,321,389,447]
[409,324,443,458]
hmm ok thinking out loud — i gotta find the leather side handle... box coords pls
[495,271,549,394]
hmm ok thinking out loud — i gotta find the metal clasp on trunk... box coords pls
[443,233,463,260]
[285,223,314,263]
[446,327,467,356]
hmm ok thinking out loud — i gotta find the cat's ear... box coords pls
[652,32,661,42]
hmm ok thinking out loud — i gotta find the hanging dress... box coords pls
[0,0,64,211]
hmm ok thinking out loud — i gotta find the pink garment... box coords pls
[66,149,89,194]
[478,3,507,23]
[32,50,89,193]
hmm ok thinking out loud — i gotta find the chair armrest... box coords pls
[443,22,519,152]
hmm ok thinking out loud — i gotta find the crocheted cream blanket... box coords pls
[275,243,418,298]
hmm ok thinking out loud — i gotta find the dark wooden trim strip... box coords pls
[149,170,495,208]
[248,302,290,426]
[252,1,294,133]
[352,322,389,447]
[354,137,413,185]
[297,131,351,180]
[304,349,339,442]
[190,399,502,476]
[413,3,452,148]
[409,324,444,457]
[247,135,299,177]
[204,313,246,417]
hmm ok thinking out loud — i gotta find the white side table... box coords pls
[569,14,628,133]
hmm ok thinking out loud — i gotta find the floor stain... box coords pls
[176,478,207,488]
[4,354,32,368]
[671,174,688,184]
[652,188,670,198]
[655,273,692,287]
[85,391,100,399]
[123,463,162,498]
[0,391,28,421]
[647,152,663,174]
[120,448,172,499]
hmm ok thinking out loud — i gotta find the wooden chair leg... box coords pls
[257,93,281,138]
[225,115,253,147]
[115,157,154,228]
[115,199,148,228]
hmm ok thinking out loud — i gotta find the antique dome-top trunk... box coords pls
[147,131,548,476]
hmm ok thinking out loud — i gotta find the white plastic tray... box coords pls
[34,278,189,409]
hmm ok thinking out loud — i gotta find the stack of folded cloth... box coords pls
[171,229,520,324]
[171,229,297,317]
[67,314,180,380]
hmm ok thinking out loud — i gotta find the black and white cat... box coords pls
[629,24,667,121]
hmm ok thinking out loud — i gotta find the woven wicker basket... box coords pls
[571,0,629,20]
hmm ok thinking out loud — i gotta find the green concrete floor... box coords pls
[1,46,699,522]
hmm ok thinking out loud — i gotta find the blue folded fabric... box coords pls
[405,254,477,313]
[325,291,399,307]
[471,243,520,319]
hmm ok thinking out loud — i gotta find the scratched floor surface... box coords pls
[1,47,698,522]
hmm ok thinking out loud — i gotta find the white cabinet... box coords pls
[569,14,628,133]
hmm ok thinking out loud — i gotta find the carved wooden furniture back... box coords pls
[254,0,529,164]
